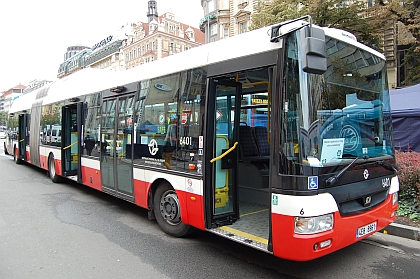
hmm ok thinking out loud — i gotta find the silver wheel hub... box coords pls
[159,191,180,225]
[50,159,55,177]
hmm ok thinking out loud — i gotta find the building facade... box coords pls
[121,11,205,70]
[84,34,126,72]
[0,84,26,112]
[57,1,204,76]
[200,0,271,43]
[58,45,91,78]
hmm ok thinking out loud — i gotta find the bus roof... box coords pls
[9,68,120,113]
[323,27,385,60]
[9,19,385,114]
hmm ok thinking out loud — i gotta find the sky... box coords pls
[0,0,204,92]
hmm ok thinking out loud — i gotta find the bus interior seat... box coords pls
[237,125,269,190]
[238,125,258,158]
[238,125,269,164]
[253,126,270,157]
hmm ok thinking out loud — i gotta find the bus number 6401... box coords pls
[179,137,192,146]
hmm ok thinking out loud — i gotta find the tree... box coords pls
[251,0,383,51]
[377,0,420,84]
[0,111,8,126]
[250,0,301,30]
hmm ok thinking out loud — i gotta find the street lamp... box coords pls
[204,0,212,43]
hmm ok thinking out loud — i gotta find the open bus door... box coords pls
[205,79,241,228]
[61,103,83,180]
[16,113,28,162]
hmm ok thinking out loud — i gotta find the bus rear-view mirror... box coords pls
[300,25,327,75]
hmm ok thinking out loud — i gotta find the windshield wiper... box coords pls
[377,160,398,172]
[357,159,398,172]
[325,157,360,187]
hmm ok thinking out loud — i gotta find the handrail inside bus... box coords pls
[63,141,78,150]
[210,142,238,163]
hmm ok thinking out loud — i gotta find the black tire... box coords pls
[4,142,8,155]
[153,182,195,237]
[14,147,22,164]
[48,154,62,183]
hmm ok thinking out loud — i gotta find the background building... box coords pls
[121,10,205,69]
[56,1,205,76]
[0,84,26,112]
[200,0,270,43]
[84,32,127,72]
[57,45,91,78]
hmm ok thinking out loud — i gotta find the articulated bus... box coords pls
[5,17,399,261]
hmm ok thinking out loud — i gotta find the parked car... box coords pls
[0,131,6,139]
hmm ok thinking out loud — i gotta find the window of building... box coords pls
[240,22,248,34]
[211,23,218,36]
[223,28,229,39]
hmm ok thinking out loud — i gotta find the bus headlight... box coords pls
[392,192,398,205]
[294,214,334,234]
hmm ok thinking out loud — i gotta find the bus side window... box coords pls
[83,94,101,158]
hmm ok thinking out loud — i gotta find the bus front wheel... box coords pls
[48,155,62,183]
[153,182,195,237]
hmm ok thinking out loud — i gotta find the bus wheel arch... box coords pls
[152,180,195,237]
[48,153,62,183]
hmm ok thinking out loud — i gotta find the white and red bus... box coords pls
[5,17,399,261]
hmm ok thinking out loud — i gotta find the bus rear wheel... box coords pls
[153,182,195,237]
[48,154,62,183]
[14,147,22,164]
[4,142,8,155]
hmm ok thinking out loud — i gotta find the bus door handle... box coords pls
[221,149,237,169]
[210,142,238,169]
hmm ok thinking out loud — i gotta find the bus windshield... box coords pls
[282,30,393,169]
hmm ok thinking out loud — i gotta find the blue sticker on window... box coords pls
[308,176,318,190]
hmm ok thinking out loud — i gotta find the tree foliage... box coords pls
[251,0,420,84]
[377,0,420,83]
[251,0,383,49]
[0,111,7,126]
[250,0,301,30]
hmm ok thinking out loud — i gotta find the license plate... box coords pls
[356,221,377,238]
